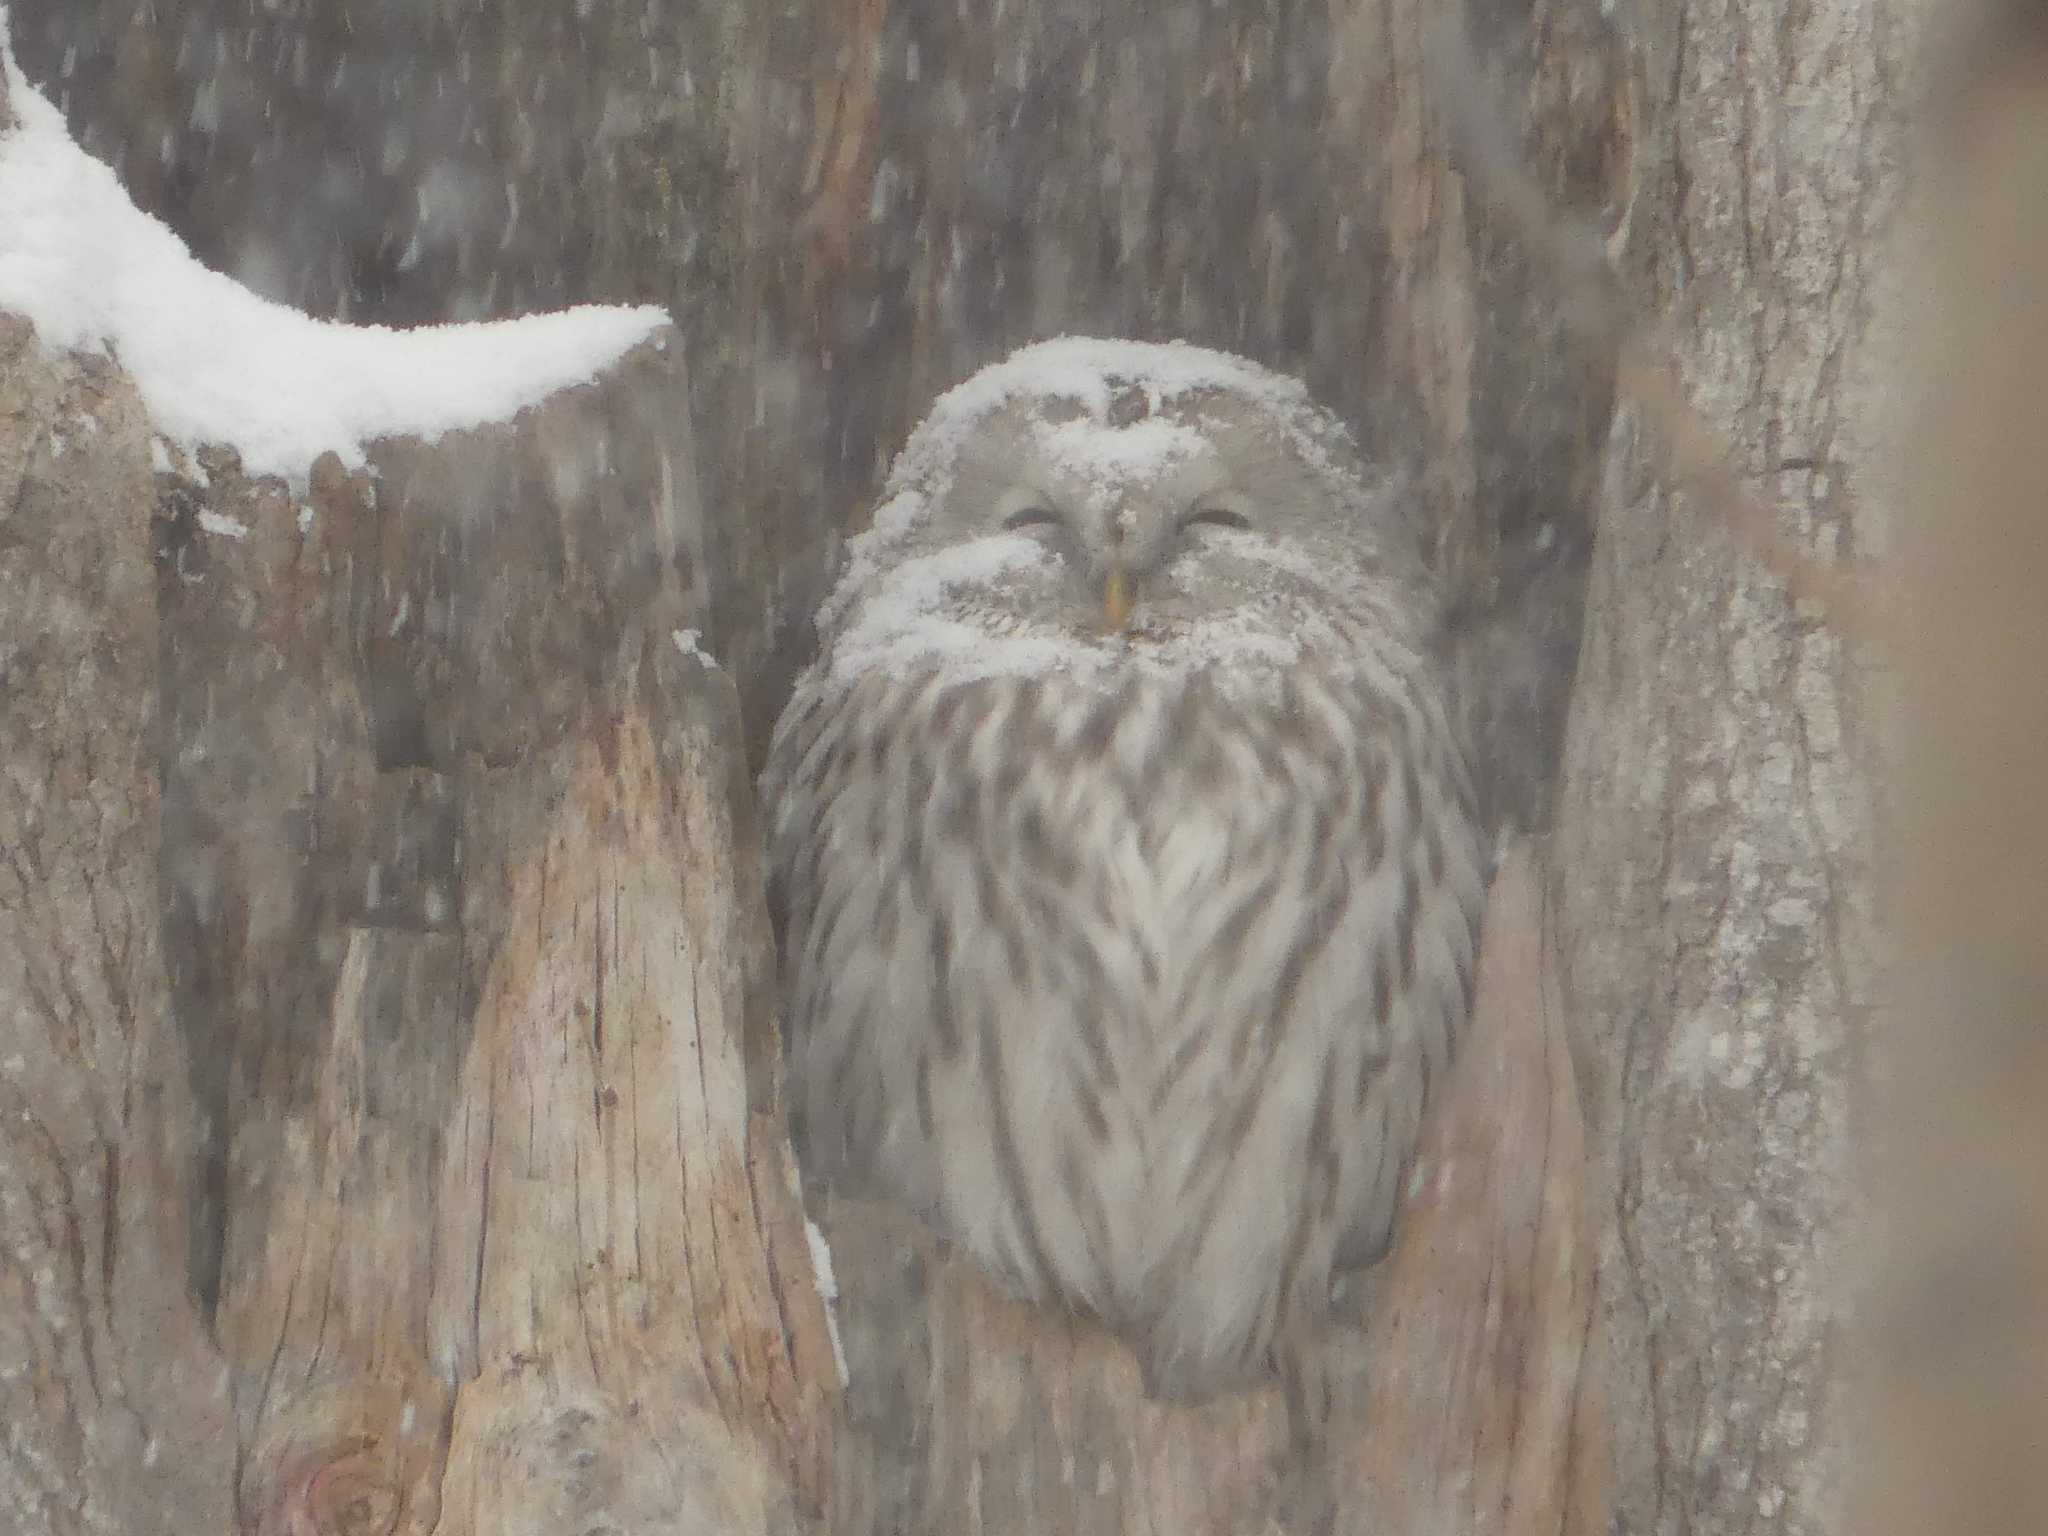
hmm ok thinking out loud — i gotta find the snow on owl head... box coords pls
[810,336,1440,697]
[765,337,1488,1404]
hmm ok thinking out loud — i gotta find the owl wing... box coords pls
[1329,728,1487,1275]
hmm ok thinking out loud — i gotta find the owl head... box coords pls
[816,338,1438,692]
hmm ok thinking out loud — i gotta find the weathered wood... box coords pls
[146,337,841,1532]
[0,314,235,1532]
[422,678,835,1536]
[0,238,838,1527]
[1549,1,1901,1532]
[1332,845,1605,1536]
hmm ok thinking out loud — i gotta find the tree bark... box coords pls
[1550,2,1904,1533]
[0,64,232,1535]
[0,312,237,1536]
[172,344,841,1535]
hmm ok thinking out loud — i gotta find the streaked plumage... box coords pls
[763,338,1487,1399]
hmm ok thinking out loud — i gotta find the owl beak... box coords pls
[1104,566,1135,631]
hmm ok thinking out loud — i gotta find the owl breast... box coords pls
[768,657,1487,1398]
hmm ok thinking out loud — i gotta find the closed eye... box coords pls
[1180,506,1251,531]
[1003,505,1063,531]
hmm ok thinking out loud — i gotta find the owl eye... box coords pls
[1180,506,1251,532]
[1003,505,1063,531]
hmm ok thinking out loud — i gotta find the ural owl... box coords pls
[763,338,1488,1401]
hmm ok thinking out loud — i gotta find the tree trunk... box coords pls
[172,345,843,1535]
[1550,1,1904,1533]
[0,315,237,1536]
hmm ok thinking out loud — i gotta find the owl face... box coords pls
[817,338,1436,693]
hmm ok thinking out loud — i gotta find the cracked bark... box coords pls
[1550,1,1903,1533]
[171,356,840,1534]
[0,306,235,1531]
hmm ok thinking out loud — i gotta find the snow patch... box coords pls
[0,30,668,489]
[1035,415,1206,511]
[670,627,718,668]
[926,335,1311,431]
[804,1218,850,1388]
[804,1217,839,1301]
[196,509,248,541]
[827,534,1051,672]
[882,336,1338,509]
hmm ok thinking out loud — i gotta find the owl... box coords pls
[763,338,1488,1401]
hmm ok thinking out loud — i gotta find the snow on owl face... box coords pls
[813,337,1439,695]
[767,337,1486,1404]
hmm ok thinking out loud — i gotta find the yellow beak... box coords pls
[1104,567,1135,631]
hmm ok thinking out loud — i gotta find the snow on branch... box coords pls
[0,19,667,490]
